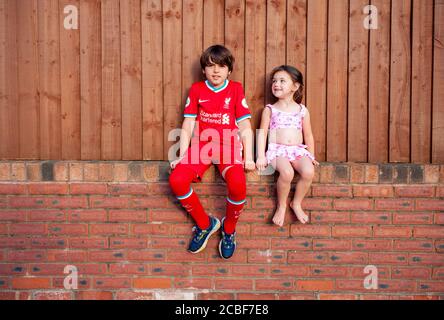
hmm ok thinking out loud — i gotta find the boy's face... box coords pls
[203,57,230,89]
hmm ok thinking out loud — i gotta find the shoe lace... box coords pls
[222,233,235,249]
[192,226,209,242]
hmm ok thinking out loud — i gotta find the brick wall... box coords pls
[0,161,443,300]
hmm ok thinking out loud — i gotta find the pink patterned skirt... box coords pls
[266,143,315,164]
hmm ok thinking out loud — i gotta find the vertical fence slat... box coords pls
[163,0,182,160]
[306,0,327,162]
[0,0,19,159]
[389,0,411,163]
[203,0,224,48]
[327,0,348,162]
[60,0,81,160]
[121,0,142,160]
[266,0,286,104]
[38,0,61,159]
[368,0,390,163]
[433,0,444,163]
[80,0,101,160]
[286,0,307,103]
[245,0,266,131]
[142,0,164,160]
[411,0,434,163]
[17,0,40,159]
[348,0,369,162]
[225,0,245,84]
[101,0,121,160]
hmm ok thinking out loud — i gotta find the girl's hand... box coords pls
[256,156,268,171]
[244,159,256,171]
[170,156,185,170]
[312,159,320,166]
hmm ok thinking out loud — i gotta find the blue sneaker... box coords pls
[219,218,236,259]
[188,216,220,254]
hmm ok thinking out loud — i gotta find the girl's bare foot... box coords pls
[290,202,309,224]
[272,206,286,227]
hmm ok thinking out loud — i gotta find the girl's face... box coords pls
[203,58,230,88]
[271,70,300,100]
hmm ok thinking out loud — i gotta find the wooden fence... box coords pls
[0,0,443,163]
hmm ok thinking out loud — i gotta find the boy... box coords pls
[169,45,254,259]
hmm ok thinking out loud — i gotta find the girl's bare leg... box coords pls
[271,157,294,227]
[290,156,315,224]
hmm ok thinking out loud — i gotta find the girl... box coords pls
[256,65,319,226]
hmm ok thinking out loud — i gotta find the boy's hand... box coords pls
[256,156,268,171]
[244,159,256,171]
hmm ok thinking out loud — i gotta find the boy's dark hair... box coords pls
[200,45,235,72]
[271,65,304,104]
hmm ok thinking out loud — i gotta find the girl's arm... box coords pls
[302,110,319,165]
[256,107,271,170]
[238,119,255,171]
[170,117,195,169]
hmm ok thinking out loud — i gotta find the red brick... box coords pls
[269,265,310,277]
[130,197,171,209]
[77,291,114,300]
[295,280,334,291]
[133,278,171,289]
[0,210,27,221]
[128,250,165,261]
[251,225,290,237]
[353,185,394,197]
[192,264,231,276]
[326,252,368,264]
[350,266,390,279]
[300,198,332,210]
[393,240,434,252]
[235,210,267,223]
[28,183,69,195]
[98,163,114,181]
[350,164,365,183]
[131,223,170,236]
[313,239,351,251]
[46,250,87,262]
[7,250,46,262]
[436,240,444,252]
[0,238,30,248]
[319,294,358,300]
[28,210,66,221]
[53,277,90,289]
[255,279,294,291]
[352,239,393,251]
[49,224,88,236]
[90,197,130,209]
[337,279,416,292]
[68,210,107,222]
[246,184,270,196]
[108,184,148,195]
[230,265,268,277]
[174,277,212,289]
[31,263,106,276]
[215,279,253,290]
[238,293,276,300]
[208,248,248,263]
[93,277,131,289]
[251,197,275,209]
[369,253,409,265]
[435,213,444,224]
[312,185,352,197]
[149,237,188,249]
[0,184,26,194]
[197,292,235,300]
[150,264,190,276]
[89,250,126,262]
[320,164,334,183]
[0,223,7,234]
[271,238,312,250]
[110,237,147,249]
[30,238,67,249]
[288,252,329,264]
[90,224,128,236]
[375,199,414,211]
[49,197,89,209]
[0,292,16,300]
[332,226,372,237]
[410,253,444,266]
[415,199,444,211]
[10,223,47,235]
[373,226,412,238]
[247,250,286,264]
[115,291,153,300]
[432,268,444,279]
[11,163,26,181]
[148,209,188,222]
[311,211,350,223]
[0,163,10,180]
[277,293,316,300]
[9,197,49,208]
[418,281,444,292]
[0,264,26,275]
[238,238,270,249]
[69,238,108,249]
[70,183,108,195]
[393,213,433,225]
[27,163,41,181]
[364,165,379,183]
[394,186,435,198]
[334,199,373,210]
[54,162,68,181]
[310,266,349,278]
[12,278,51,289]
[392,267,432,279]
[413,226,444,238]
[291,225,331,237]
[350,212,391,224]
[109,210,147,222]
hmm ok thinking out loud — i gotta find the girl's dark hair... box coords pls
[271,65,304,104]
[200,45,235,72]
